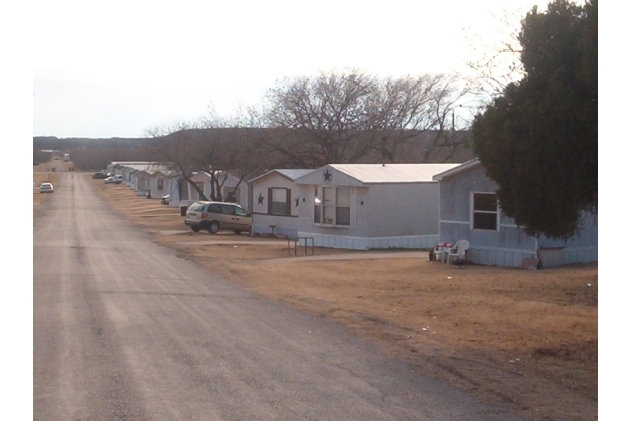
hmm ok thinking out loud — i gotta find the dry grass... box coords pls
[78,174,598,421]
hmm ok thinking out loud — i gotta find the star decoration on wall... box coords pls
[295,197,299,207]
[257,193,265,204]
[323,169,332,183]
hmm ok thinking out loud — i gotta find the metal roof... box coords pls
[114,162,175,175]
[431,159,481,181]
[249,169,315,184]
[275,169,315,180]
[328,163,462,183]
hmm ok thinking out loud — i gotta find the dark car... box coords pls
[92,172,108,179]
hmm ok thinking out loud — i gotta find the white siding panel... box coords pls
[299,232,438,250]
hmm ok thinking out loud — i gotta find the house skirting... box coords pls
[539,246,598,268]
[297,232,438,250]
[468,245,598,268]
[469,246,538,268]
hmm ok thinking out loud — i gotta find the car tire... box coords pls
[208,221,220,234]
[191,226,201,233]
[233,230,241,235]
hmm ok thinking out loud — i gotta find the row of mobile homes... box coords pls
[432,159,598,268]
[105,158,597,268]
[104,162,250,211]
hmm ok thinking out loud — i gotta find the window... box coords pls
[314,187,321,223]
[472,193,498,230]
[314,186,351,226]
[336,187,351,225]
[234,206,248,217]
[219,204,236,215]
[190,202,206,212]
[157,178,164,190]
[269,188,291,216]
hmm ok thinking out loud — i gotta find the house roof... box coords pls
[312,163,463,184]
[114,162,176,176]
[276,169,315,180]
[249,169,315,184]
[431,158,481,181]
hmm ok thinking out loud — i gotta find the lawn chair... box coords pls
[447,240,469,267]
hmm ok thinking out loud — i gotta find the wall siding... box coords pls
[438,163,597,268]
[368,183,439,237]
[298,231,438,250]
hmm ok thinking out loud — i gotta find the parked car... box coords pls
[40,183,54,193]
[184,201,252,234]
[104,177,122,184]
[92,172,107,179]
[114,175,123,182]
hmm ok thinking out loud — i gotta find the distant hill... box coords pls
[34,128,475,173]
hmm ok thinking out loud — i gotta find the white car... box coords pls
[40,183,54,193]
[104,177,121,184]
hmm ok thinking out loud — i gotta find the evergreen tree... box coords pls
[472,0,597,239]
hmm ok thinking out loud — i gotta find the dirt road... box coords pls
[34,173,528,420]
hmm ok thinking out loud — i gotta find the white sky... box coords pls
[29,0,553,139]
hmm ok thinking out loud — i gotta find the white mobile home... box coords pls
[433,159,598,268]
[293,163,460,250]
[249,169,315,237]
[185,171,250,211]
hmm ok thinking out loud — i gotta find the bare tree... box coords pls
[464,7,528,99]
[147,117,267,202]
[258,70,473,166]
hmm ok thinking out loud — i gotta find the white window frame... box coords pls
[470,192,499,231]
[314,186,353,227]
[271,187,289,216]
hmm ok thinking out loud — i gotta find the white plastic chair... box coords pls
[447,240,469,265]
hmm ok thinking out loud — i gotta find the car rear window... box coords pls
[190,203,206,211]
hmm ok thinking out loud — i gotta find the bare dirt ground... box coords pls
[49,173,597,421]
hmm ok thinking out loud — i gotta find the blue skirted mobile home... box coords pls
[433,159,598,268]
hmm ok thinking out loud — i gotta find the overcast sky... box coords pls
[30,0,554,139]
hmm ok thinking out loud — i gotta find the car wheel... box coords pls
[208,221,220,234]
[233,230,241,235]
[191,226,201,233]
